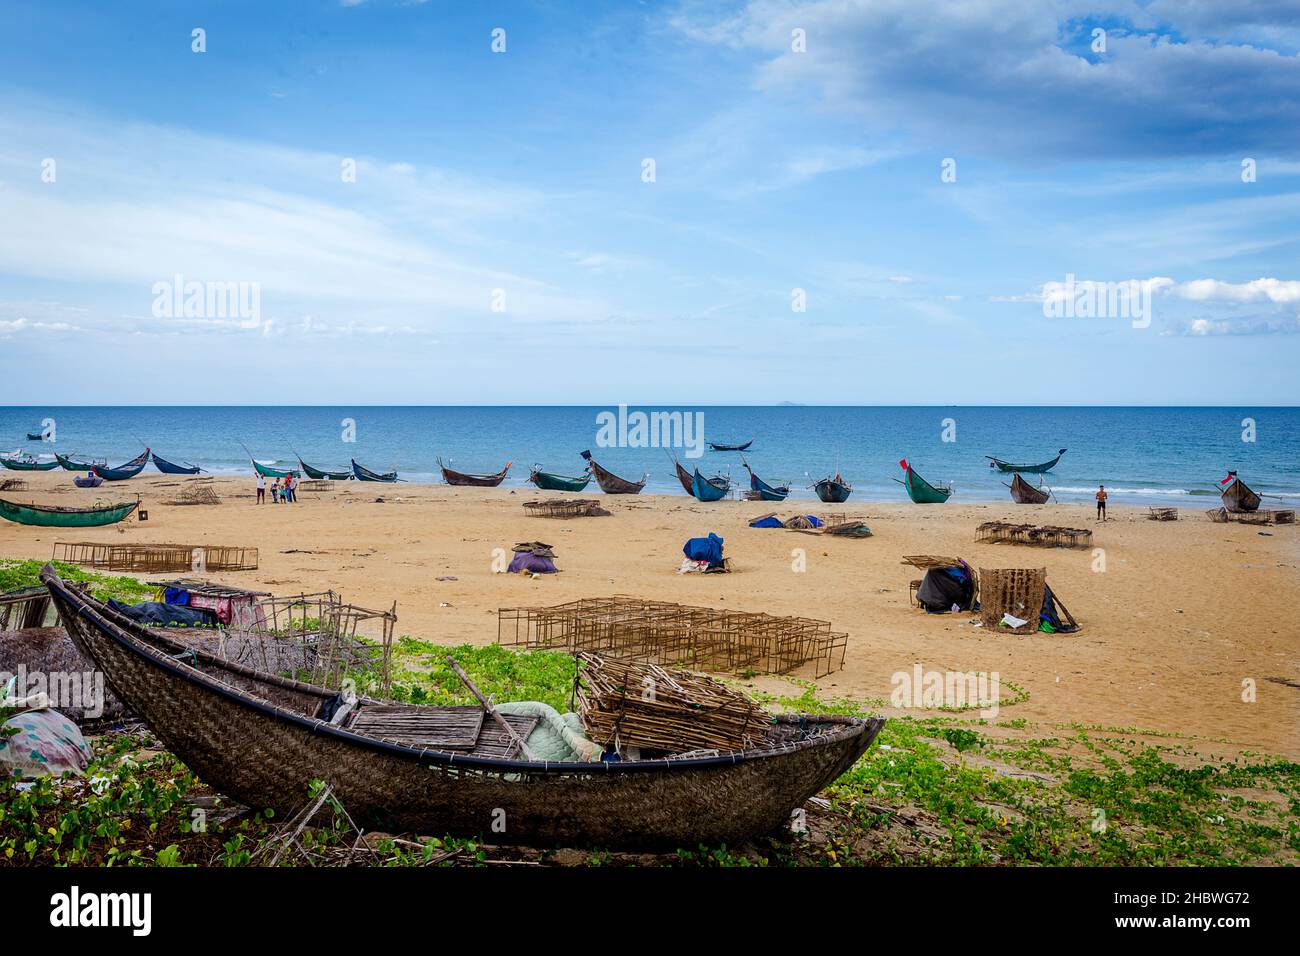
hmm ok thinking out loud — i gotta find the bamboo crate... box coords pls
[978,568,1046,633]
[499,595,848,677]
[975,521,1092,548]
[575,653,771,753]
[523,498,611,518]
[52,542,259,573]
[1147,507,1178,521]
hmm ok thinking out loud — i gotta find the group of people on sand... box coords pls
[255,473,298,504]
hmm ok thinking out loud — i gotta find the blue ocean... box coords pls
[3,406,1297,507]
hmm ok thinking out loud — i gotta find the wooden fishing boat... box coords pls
[298,459,352,481]
[985,449,1066,474]
[438,458,511,487]
[896,460,952,503]
[1007,473,1050,504]
[92,449,151,481]
[250,459,297,479]
[73,475,104,489]
[25,432,43,441]
[691,468,731,502]
[1,498,138,527]
[527,466,591,492]
[56,453,106,471]
[1,455,58,471]
[673,459,696,495]
[152,452,203,475]
[812,473,852,504]
[708,440,753,452]
[1219,471,1261,513]
[352,459,399,482]
[581,451,646,495]
[742,460,790,502]
[42,565,884,849]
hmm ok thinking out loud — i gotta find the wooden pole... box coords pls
[446,656,536,761]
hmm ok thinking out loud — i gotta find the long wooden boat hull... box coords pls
[691,469,730,502]
[744,466,790,502]
[527,469,590,492]
[673,461,695,495]
[25,433,43,441]
[813,478,852,504]
[352,459,398,482]
[1,498,138,527]
[1,457,59,471]
[584,456,646,495]
[1221,477,1261,513]
[43,567,884,849]
[152,453,202,475]
[987,449,1066,474]
[708,441,752,452]
[298,459,352,481]
[438,459,511,487]
[93,449,151,481]
[1009,473,1050,504]
[251,459,297,479]
[56,454,106,472]
[902,466,952,504]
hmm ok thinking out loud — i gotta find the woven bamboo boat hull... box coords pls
[44,567,880,848]
[439,458,511,487]
[1220,477,1261,513]
[587,459,646,495]
[527,469,591,492]
[0,498,138,527]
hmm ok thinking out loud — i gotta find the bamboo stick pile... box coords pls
[575,652,772,754]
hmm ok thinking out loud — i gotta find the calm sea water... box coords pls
[3,406,1297,507]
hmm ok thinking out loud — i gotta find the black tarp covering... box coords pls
[1039,585,1079,633]
[107,599,218,628]
[916,566,976,613]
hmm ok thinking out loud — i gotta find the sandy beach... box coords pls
[4,471,1296,759]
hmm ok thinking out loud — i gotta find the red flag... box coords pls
[899,458,908,471]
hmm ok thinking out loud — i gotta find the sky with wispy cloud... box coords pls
[1,0,1298,404]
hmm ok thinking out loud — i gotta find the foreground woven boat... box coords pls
[1,498,138,527]
[42,566,883,848]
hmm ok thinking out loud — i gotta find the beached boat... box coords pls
[985,449,1066,474]
[581,451,647,495]
[152,452,203,475]
[1219,471,1261,513]
[672,459,695,494]
[708,440,752,452]
[298,459,352,481]
[55,453,106,472]
[742,459,790,502]
[812,473,852,504]
[1007,473,1050,504]
[352,459,399,482]
[1,498,138,528]
[527,466,591,492]
[896,460,952,503]
[250,459,298,479]
[92,449,151,481]
[42,565,884,848]
[73,475,104,489]
[691,468,731,502]
[438,458,511,487]
[1,455,58,471]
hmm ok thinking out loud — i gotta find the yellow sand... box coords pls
[4,472,1297,758]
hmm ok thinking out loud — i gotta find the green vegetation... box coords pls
[0,559,153,604]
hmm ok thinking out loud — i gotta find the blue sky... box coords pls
[1,0,1298,404]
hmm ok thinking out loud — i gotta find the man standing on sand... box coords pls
[256,474,265,504]
[1095,484,1108,521]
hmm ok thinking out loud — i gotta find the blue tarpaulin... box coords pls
[683,532,724,566]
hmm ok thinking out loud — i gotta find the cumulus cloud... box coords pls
[675,0,1300,159]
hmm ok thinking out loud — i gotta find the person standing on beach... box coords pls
[270,479,279,504]
[286,473,296,503]
[256,474,265,504]
[1095,484,1108,521]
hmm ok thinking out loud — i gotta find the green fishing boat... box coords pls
[252,459,298,479]
[56,453,106,471]
[1,455,59,471]
[0,497,139,527]
[297,458,352,481]
[896,459,952,503]
[527,466,591,492]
